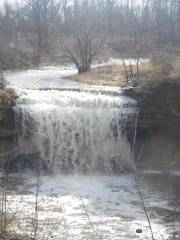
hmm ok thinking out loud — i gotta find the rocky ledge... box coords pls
[0,88,18,168]
[125,79,180,170]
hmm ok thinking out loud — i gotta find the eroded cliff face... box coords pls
[0,89,17,168]
[126,81,180,170]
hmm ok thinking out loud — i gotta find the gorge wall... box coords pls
[126,80,180,170]
[0,89,17,169]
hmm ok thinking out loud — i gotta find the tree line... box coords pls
[0,0,180,72]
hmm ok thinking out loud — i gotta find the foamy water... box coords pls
[14,89,137,174]
[9,173,179,240]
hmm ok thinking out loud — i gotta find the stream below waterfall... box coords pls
[6,64,180,239]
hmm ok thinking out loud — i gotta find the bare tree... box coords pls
[61,18,106,74]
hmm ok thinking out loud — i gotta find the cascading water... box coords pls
[6,66,179,240]
[14,88,137,174]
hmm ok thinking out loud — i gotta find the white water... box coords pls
[7,61,137,173]
[10,173,179,240]
[15,89,136,174]
[5,62,179,239]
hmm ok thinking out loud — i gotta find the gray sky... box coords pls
[1,0,143,5]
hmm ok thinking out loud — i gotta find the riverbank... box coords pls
[65,59,149,87]
[65,64,127,86]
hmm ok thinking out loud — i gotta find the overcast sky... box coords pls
[1,0,143,6]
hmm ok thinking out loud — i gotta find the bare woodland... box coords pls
[0,0,180,72]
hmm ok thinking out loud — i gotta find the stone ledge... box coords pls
[0,88,17,166]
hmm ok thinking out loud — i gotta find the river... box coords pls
[5,63,180,239]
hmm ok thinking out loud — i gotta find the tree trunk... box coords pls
[78,66,89,74]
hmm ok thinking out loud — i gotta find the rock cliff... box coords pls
[125,80,180,170]
[0,89,17,168]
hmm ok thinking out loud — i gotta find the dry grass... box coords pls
[0,232,30,240]
[66,64,128,86]
[134,56,180,89]
[152,55,180,80]
[65,56,180,88]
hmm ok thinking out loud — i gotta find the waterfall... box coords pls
[14,88,137,174]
